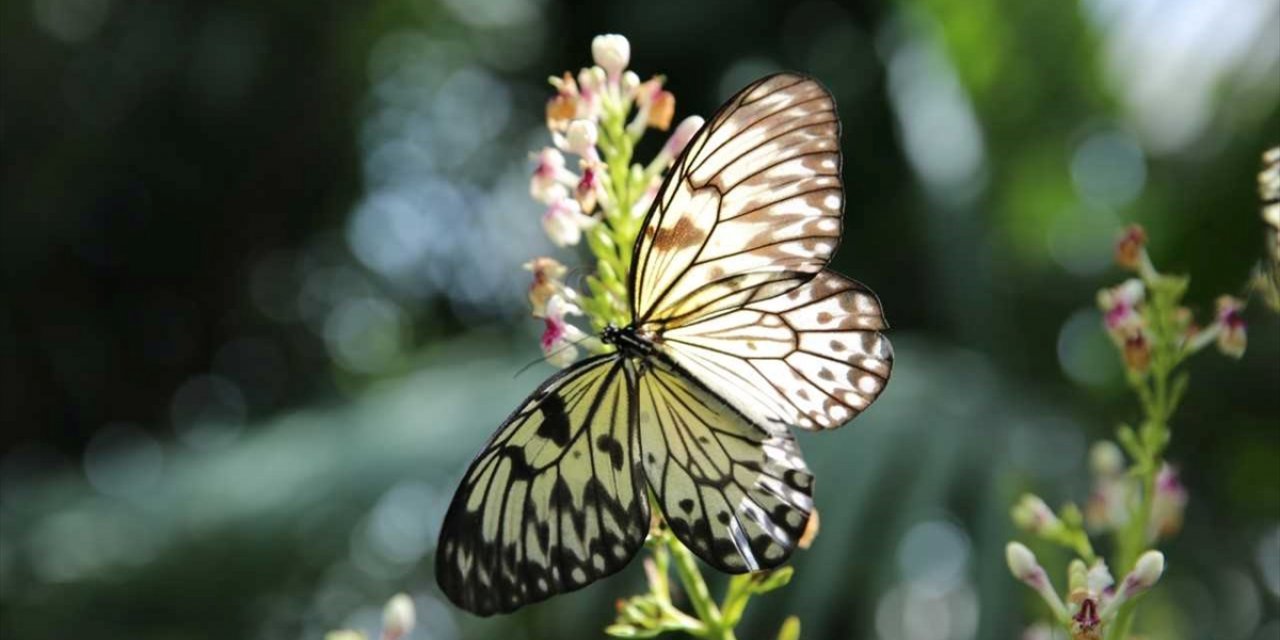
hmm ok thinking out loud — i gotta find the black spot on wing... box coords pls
[596,434,625,471]
[536,393,571,445]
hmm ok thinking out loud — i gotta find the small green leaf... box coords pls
[605,624,639,638]
[1060,502,1083,528]
[1117,424,1142,460]
[752,566,794,593]
[777,615,801,640]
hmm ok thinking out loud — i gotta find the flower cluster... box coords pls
[1007,543,1164,639]
[1095,224,1247,373]
[1010,222,1251,639]
[525,34,704,365]
[1080,442,1187,541]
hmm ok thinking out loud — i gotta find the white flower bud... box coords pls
[1130,550,1165,590]
[565,119,599,158]
[578,65,606,94]
[380,593,415,640]
[1011,494,1060,534]
[1006,542,1040,581]
[1089,441,1125,477]
[1006,542,1069,618]
[621,70,640,96]
[1101,551,1166,619]
[592,34,631,78]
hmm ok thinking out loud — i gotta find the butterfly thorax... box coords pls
[601,324,658,359]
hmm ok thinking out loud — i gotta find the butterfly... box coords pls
[436,73,893,615]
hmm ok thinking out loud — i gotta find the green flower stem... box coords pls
[1105,270,1188,640]
[665,531,735,640]
[586,96,647,332]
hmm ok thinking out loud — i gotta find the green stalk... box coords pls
[666,533,735,640]
[1106,271,1186,640]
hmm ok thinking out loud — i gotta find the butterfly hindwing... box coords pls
[659,270,893,430]
[631,73,844,327]
[636,358,814,572]
[436,355,650,615]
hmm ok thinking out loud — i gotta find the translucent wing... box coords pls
[659,270,893,430]
[631,73,843,327]
[436,355,649,616]
[636,358,814,572]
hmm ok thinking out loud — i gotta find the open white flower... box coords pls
[565,119,600,159]
[530,147,578,204]
[542,197,597,247]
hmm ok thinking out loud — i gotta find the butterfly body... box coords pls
[437,73,893,616]
[600,323,660,359]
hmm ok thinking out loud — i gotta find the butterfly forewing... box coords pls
[436,355,650,615]
[636,359,814,572]
[659,270,893,430]
[631,74,843,327]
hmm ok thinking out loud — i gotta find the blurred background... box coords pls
[1,0,1278,638]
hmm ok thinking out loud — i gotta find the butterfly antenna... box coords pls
[512,331,604,379]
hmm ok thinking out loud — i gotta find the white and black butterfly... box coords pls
[436,73,893,615]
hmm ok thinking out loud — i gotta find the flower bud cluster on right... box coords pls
[1006,200,1273,639]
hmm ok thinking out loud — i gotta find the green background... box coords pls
[1,0,1277,638]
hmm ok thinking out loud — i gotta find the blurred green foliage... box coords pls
[1,0,1276,639]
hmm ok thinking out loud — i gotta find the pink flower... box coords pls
[1114,224,1147,271]
[1070,597,1102,640]
[1097,279,1144,334]
[1096,279,1151,371]
[524,257,570,318]
[1148,463,1188,541]
[541,295,585,367]
[576,165,605,213]
[1215,295,1247,358]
